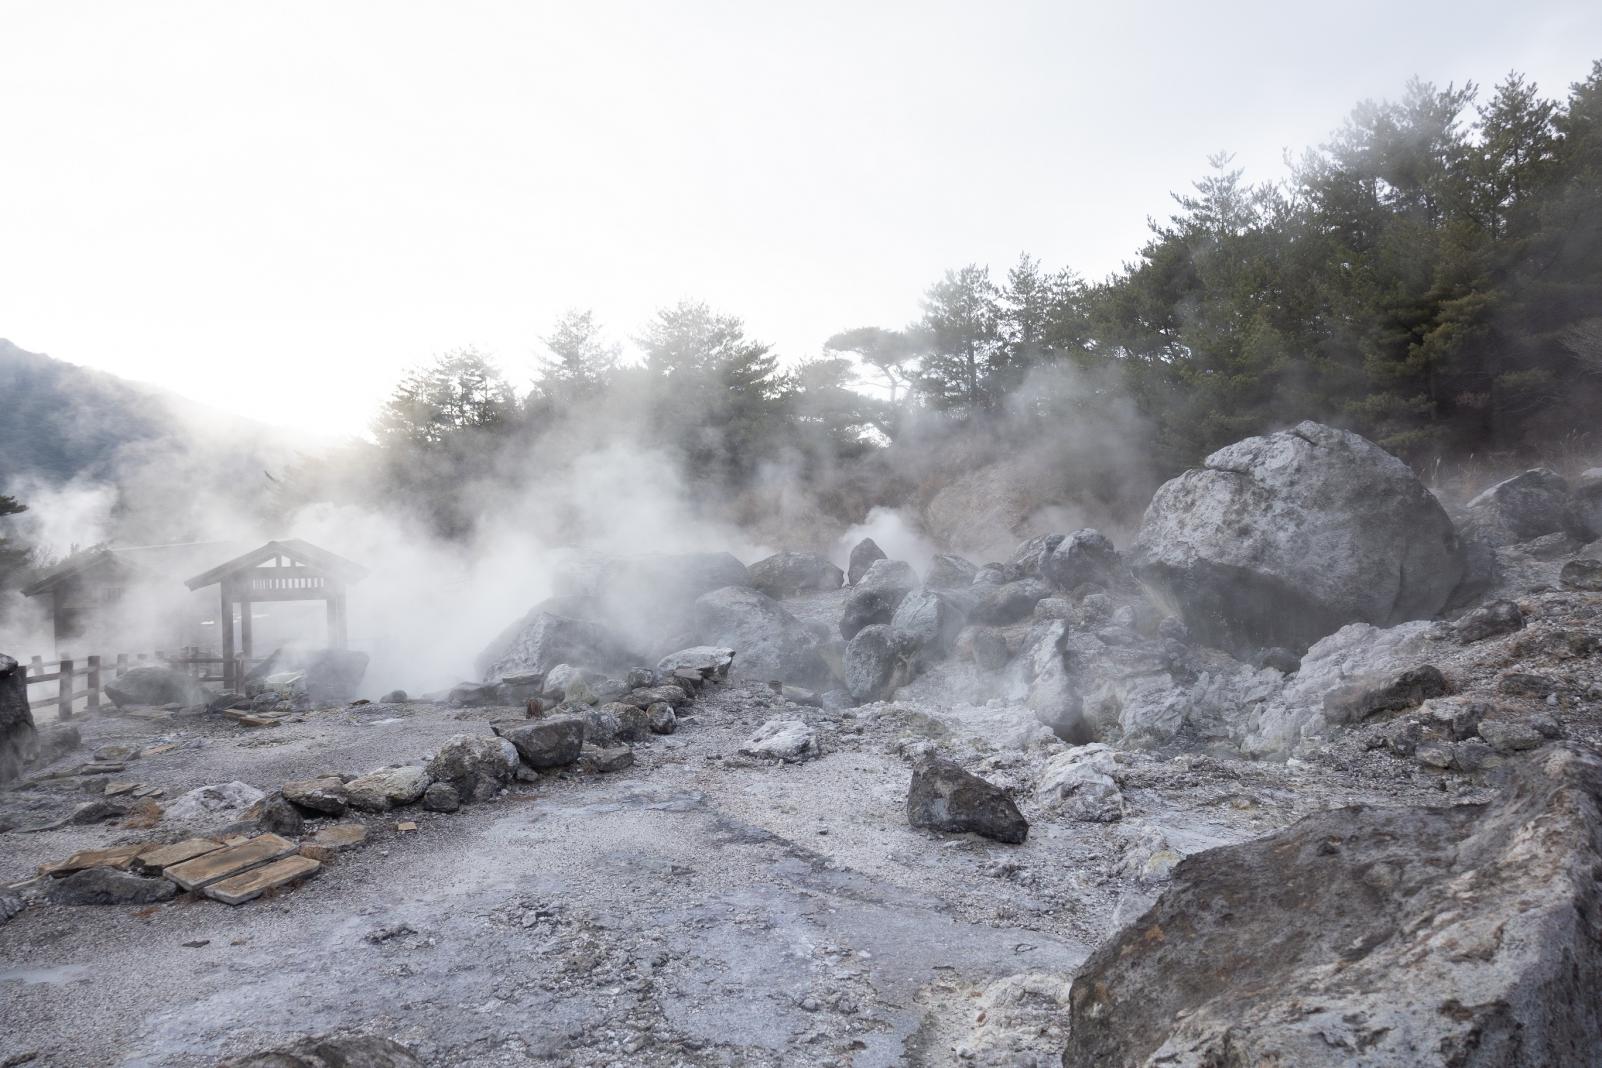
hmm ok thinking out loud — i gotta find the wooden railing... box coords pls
[23,648,266,720]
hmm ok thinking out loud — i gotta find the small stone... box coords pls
[379,689,409,703]
[582,744,635,773]
[396,821,417,832]
[1452,599,1524,643]
[1477,719,1546,752]
[740,719,819,763]
[1414,740,1456,768]
[308,823,369,851]
[1497,672,1557,698]
[281,777,349,816]
[647,702,678,734]
[422,782,460,813]
[1452,738,1497,772]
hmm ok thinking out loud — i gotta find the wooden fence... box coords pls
[23,648,262,720]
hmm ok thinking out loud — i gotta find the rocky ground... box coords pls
[6,430,1602,1066]
[0,657,1478,1067]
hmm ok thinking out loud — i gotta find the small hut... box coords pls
[185,539,368,689]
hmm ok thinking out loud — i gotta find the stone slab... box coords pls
[163,834,297,891]
[203,855,321,905]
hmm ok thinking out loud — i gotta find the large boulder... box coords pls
[747,551,843,598]
[690,587,832,688]
[1464,467,1593,545]
[1062,746,1602,1068]
[839,559,919,640]
[1129,421,1465,654]
[843,624,908,703]
[104,664,211,708]
[846,537,887,585]
[890,587,967,657]
[924,553,978,589]
[0,655,35,785]
[475,612,640,684]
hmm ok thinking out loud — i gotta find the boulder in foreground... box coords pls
[1130,421,1464,653]
[1062,746,1602,1067]
[907,757,1028,843]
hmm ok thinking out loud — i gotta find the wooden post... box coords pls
[115,653,128,677]
[87,655,101,712]
[326,591,348,650]
[57,655,74,720]
[240,599,254,664]
[220,587,235,691]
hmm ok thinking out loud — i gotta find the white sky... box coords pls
[3,0,1599,436]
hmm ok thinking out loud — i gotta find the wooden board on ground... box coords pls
[204,855,321,905]
[162,834,297,891]
[38,843,150,877]
[131,838,224,875]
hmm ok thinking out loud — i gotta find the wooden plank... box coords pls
[163,833,297,891]
[204,855,321,905]
[38,843,149,877]
[131,838,224,874]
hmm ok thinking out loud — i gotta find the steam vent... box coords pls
[4,15,1602,1067]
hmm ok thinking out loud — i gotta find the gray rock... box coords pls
[1129,421,1464,653]
[1008,533,1065,579]
[1424,696,1491,740]
[1036,744,1124,822]
[222,1034,423,1068]
[1323,665,1449,725]
[421,782,460,812]
[47,867,177,906]
[1465,467,1590,545]
[0,891,22,927]
[654,646,735,681]
[846,537,887,585]
[1498,671,1558,698]
[425,734,520,801]
[970,627,1011,671]
[843,624,908,704]
[282,777,350,816]
[491,716,586,769]
[1413,738,1456,768]
[1477,717,1547,752]
[740,719,819,762]
[0,654,35,785]
[164,781,266,826]
[969,578,1051,624]
[379,689,408,703]
[692,587,831,688]
[623,667,655,689]
[476,611,641,684]
[748,551,844,598]
[646,702,678,734]
[616,684,691,709]
[597,701,652,742]
[907,758,1028,844]
[344,766,430,812]
[1453,599,1525,643]
[1560,558,1602,591]
[924,553,978,589]
[581,743,634,773]
[889,587,967,656]
[839,558,919,640]
[1060,746,1602,1068]
[1452,737,1497,772]
[252,790,306,836]
[104,664,211,708]
[1041,528,1123,591]
[447,682,504,707]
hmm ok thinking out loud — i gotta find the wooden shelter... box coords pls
[185,539,367,689]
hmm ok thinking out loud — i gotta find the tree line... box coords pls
[358,61,1602,531]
